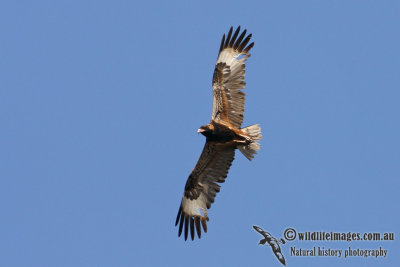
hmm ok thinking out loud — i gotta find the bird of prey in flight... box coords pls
[175,26,262,240]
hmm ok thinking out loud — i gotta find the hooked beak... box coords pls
[197,128,205,133]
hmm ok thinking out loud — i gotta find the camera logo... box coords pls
[253,225,286,265]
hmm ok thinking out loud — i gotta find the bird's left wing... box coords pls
[176,142,236,240]
[211,26,254,128]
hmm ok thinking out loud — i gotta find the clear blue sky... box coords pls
[1,1,399,266]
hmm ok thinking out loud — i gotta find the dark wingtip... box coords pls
[224,26,234,49]
[228,26,241,48]
[175,206,182,226]
[178,211,184,237]
[233,29,247,50]
[218,26,254,55]
[190,217,195,241]
[177,209,207,240]
[238,34,252,52]
[195,217,201,239]
[184,215,189,241]
[201,218,208,233]
[244,42,254,53]
[219,34,225,52]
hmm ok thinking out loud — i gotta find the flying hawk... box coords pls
[175,26,262,240]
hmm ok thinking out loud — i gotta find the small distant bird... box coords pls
[175,26,262,241]
[253,226,286,265]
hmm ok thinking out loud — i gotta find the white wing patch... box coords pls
[217,48,250,67]
[181,193,208,218]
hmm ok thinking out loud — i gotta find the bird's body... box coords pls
[198,120,251,144]
[176,26,261,240]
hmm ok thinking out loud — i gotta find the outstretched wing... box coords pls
[212,26,254,128]
[175,142,236,240]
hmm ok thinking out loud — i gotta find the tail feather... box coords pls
[238,124,262,161]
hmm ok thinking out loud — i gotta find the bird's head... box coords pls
[197,124,214,137]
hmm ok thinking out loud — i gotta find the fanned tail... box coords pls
[238,124,262,161]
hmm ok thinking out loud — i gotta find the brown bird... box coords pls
[175,26,262,241]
